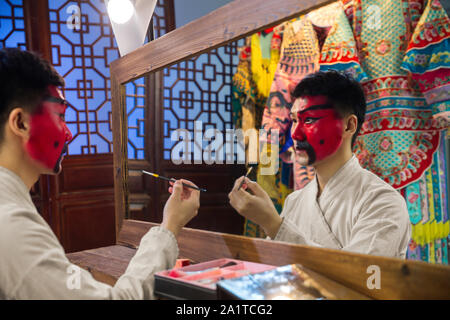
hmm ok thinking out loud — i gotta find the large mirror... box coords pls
[115,0,450,266]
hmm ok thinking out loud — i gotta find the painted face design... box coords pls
[25,85,72,173]
[291,95,343,165]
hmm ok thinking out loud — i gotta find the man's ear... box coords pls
[344,114,357,138]
[8,108,31,140]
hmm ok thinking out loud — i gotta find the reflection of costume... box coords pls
[401,1,450,263]
[353,0,448,188]
[350,0,449,264]
[259,1,355,204]
[260,17,320,194]
[274,156,411,258]
[0,167,178,299]
[232,28,282,237]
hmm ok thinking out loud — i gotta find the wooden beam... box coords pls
[118,220,450,300]
[109,0,335,84]
[111,76,128,236]
[23,0,52,61]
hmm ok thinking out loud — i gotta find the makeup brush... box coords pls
[142,170,207,192]
[237,166,253,190]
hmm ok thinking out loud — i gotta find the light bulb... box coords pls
[107,0,134,24]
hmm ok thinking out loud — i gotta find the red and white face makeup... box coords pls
[290,95,344,166]
[25,85,72,173]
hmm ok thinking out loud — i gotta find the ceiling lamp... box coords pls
[107,0,135,24]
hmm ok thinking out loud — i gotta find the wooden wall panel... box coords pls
[159,165,245,234]
[51,154,117,253]
[58,197,116,253]
[57,154,115,193]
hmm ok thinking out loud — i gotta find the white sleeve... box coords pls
[342,191,411,259]
[271,193,324,247]
[0,210,178,300]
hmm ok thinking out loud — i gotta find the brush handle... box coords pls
[164,176,207,192]
[142,170,206,192]
[176,180,207,192]
[237,167,253,190]
[237,177,247,190]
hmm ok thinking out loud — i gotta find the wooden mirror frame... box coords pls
[109,0,338,235]
[108,0,450,299]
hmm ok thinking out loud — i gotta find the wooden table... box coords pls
[67,219,450,299]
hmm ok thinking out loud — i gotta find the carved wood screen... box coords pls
[125,0,247,234]
[0,0,26,49]
[42,0,175,251]
[126,0,174,161]
[48,0,119,155]
[3,0,179,252]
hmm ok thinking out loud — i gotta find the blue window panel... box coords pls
[161,38,244,160]
[89,133,110,154]
[164,150,170,159]
[0,0,26,49]
[14,18,23,28]
[48,0,119,155]
[68,134,87,154]
[0,19,13,39]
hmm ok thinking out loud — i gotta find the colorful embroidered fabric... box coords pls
[404,130,449,264]
[232,28,283,237]
[407,236,449,264]
[319,4,367,82]
[401,0,450,121]
[232,38,266,133]
[251,29,282,99]
[347,0,449,264]
[352,0,448,190]
[260,3,347,195]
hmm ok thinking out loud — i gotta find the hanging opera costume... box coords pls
[232,0,449,264]
[318,0,450,263]
[349,0,449,264]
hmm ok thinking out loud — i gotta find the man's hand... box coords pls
[228,176,282,238]
[162,179,200,237]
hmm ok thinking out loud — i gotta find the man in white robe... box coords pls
[0,48,200,299]
[229,70,411,259]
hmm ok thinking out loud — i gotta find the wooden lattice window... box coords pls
[126,0,173,160]
[161,38,244,161]
[0,0,26,49]
[48,0,118,155]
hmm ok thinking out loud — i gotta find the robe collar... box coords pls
[313,154,360,209]
[0,166,34,209]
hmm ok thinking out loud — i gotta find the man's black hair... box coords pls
[0,48,64,143]
[292,70,366,147]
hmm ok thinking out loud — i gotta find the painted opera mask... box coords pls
[25,85,72,173]
[290,95,344,166]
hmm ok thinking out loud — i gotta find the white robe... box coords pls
[0,167,178,299]
[274,155,411,259]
